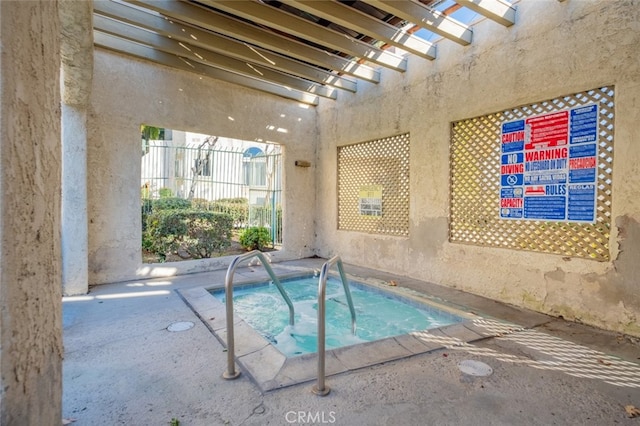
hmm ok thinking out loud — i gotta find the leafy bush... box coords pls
[158,187,173,198]
[152,197,192,211]
[210,198,249,227]
[191,198,211,210]
[141,198,154,232]
[239,227,272,251]
[144,209,233,260]
[142,197,191,234]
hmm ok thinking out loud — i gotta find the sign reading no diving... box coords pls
[499,104,598,223]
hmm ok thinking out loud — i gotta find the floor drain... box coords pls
[458,360,493,377]
[167,321,194,332]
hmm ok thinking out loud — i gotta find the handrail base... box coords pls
[311,385,330,396]
[222,370,241,380]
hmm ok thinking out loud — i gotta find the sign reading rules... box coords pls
[499,104,599,223]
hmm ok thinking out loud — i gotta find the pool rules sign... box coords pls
[499,104,599,222]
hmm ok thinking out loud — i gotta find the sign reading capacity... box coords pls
[499,104,599,222]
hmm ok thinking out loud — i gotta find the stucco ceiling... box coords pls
[94,0,517,105]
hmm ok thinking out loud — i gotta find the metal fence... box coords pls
[141,141,283,245]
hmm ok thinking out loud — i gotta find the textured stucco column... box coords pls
[0,0,63,423]
[61,104,89,295]
[60,0,93,295]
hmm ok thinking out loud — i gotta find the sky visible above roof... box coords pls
[94,0,518,105]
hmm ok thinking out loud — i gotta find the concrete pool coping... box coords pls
[178,266,527,392]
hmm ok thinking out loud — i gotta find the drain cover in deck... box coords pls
[167,321,194,332]
[458,360,493,377]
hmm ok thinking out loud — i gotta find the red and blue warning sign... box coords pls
[499,104,599,222]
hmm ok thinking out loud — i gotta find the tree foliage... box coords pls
[140,124,162,142]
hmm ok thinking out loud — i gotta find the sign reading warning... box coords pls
[499,104,599,222]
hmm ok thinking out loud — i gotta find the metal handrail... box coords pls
[223,250,295,380]
[312,256,356,396]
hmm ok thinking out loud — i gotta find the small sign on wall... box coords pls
[499,104,599,222]
[359,185,382,216]
[337,133,409,236]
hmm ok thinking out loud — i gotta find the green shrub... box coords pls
[145,209,233,260]
[141,198,153,211]
[210,198,249,227]
[142,197,191,235]
[191,198,210,210]
[158,187,173,198]
[141,198,154,232]
[219,197,247,204]
[152,197,192,211]
[239,226,272,251]
[141,231,154,252]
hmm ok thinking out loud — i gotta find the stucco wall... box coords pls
[88,51,317,285]
[315,0,640,336]
[0,1,63,423]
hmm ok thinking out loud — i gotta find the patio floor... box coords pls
[62,258,640,425]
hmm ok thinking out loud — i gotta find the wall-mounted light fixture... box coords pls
[295,160,311,167]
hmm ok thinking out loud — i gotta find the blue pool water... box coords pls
[211,275,464,356]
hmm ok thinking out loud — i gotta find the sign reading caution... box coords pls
[499,104,599,222]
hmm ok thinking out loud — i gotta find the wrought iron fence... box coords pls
[141,141,282,246]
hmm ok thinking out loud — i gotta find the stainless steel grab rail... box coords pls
[223,250,295,380]
[312,255,356,396]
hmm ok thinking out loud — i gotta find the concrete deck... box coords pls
[63,258,640,425]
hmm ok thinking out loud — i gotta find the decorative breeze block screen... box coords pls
[338,133,410,236]
[449,87,614,260]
